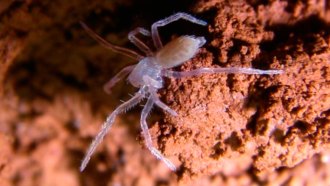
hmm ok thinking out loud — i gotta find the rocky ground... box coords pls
[0,0,329,186]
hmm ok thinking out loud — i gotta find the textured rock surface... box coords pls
[0,0,329,185]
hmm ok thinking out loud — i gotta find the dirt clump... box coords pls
[0,0,329,186]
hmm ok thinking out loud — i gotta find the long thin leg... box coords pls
[128,27,153,56]
[141,76,177,116]
[141,96,177,171]
[80,22,144,60]
[80,90,145,172]
[151,12,207,49]
[163,67,283,78]
[149,88,178,116]
[103,65,136,94]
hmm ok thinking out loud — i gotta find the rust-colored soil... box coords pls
[0,0,329,186]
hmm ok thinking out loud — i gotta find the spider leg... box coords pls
[149,88,178,116]
[141,96,177,171]
[80,22,144,60]
[163,67,283,78]
[80,89,145,172]
[128,27,153,56]
[103,65,136,94]
[151,12,207,49]
[141,76,177,116]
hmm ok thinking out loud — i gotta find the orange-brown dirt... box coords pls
[0,0,330,186]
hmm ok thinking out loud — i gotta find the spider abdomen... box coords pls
[156,36,206,69]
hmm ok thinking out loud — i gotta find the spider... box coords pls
[79,12,283,172]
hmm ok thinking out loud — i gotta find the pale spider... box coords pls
[80,12,283,172]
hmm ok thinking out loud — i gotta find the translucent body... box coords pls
[80,12,283,172]
[128,36,206,88]
[128,57,163,88]
[156,36,206,68]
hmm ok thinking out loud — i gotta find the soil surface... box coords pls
[0,0,329,186]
